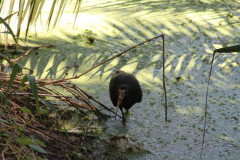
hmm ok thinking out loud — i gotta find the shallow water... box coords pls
[19,0,240,159]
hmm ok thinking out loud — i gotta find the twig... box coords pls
[199,51,216,160]
[80,119,93,148]
[19,121,77,150]
[75,86,121,118]
[200,44,240,159]
[62,63,79,79]
[12,92,72,98]
[0,44,54,50]
[11,49,34,62]
[161,35,168,122]
[59,84,105,119]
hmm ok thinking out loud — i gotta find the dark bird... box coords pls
[109,70,142,126]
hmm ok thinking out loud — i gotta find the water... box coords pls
[19,0,240,159]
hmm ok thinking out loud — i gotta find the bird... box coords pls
[109,70,142,126]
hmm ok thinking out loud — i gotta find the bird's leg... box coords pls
[115,107,119,120]
[125,109,130,117]
[121,108,126,126]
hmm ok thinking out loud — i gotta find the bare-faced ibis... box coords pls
[109,70,142,125]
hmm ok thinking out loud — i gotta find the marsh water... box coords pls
[18,0,240,159]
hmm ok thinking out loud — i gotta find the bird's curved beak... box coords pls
[115,89,125,119]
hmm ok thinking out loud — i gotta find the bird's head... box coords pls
[118,84,128,100]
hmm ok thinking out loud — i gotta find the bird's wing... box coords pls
[128,75,142,103]
[109,77,118,106]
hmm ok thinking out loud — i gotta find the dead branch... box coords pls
[11,49,34,62]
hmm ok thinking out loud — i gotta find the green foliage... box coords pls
[0,118,9,124]
[0,12,18,43]
[0,12,106,159]
[0,53,15,66]
[27,75,40,109]
[28,144,47,154]
[68,152,85,160]
[32,138,46,147]
[18,137,33,145]
[0,0,83,39]
[38,108,48,114]
[21,107,32,114]
[26,75,48,114]
[18,137,47,154]
[6,64,20,94]
[20,75,28,85]
[40,99,58,115]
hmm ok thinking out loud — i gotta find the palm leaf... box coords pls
[52,0,67,28]
[25,0,36,39]
[34,0,45,25]
[27,75,40,109]
[1,0,84,38]
[47,0,57,29]
[16,0,26,37]
[6,64,20,94]
[7,0,15,23]
[73,0,82,27]
[0,13,18,43]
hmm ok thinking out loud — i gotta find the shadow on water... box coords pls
[18,0,240,159]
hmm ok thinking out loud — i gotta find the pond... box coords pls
[19,0,240,159]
